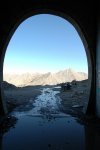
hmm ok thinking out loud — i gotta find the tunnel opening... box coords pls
[0,5,98,149]
[2,13,91,118]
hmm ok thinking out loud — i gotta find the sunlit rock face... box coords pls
[3,69,88,86]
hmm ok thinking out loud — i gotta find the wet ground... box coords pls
[0,87,100,150]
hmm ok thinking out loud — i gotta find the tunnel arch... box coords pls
[0,8,93,116]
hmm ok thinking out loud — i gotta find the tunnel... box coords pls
[0,0,97,118]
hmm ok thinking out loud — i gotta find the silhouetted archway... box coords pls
[0,5,95,116]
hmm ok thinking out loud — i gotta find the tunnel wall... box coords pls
[96,15,100,117]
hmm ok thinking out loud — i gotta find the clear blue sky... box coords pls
[3,14,88,74]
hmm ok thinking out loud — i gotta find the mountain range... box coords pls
[3,68,88,87]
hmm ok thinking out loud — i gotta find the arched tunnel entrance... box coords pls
[1,11,92,117]
[0,0,96,112]
[0,1,98,150]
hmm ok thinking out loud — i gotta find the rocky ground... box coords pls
[58,79,90,114]
[3,79,90,116]
[4,85,42,112]
[2,79,100,141]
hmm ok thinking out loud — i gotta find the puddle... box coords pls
[1,115,85,150]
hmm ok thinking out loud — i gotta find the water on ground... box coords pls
[0,87,100,150]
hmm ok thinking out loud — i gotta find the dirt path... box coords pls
[4,80,90,118]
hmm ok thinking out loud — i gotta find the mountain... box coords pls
[3,69,88,86]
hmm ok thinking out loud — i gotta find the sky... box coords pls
[3,14,88,74]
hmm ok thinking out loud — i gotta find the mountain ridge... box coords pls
[3,68,88,86]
